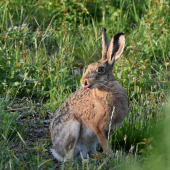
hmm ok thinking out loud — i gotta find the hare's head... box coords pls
[81,28,125,89]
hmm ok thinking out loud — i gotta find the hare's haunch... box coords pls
[50,28,128,162]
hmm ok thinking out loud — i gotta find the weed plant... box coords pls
[0,0,170,169]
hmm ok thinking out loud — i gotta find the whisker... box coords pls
[95,81,114,91]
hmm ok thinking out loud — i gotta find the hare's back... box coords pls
[107,81,128,124]
[50,88,92,129]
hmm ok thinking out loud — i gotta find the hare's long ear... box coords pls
[101,28,110,60]
[107,33,125,66]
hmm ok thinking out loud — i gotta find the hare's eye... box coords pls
[98,67,105,73]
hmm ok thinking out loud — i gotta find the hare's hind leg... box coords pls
[63,120,80,161]
[51,119,80,162]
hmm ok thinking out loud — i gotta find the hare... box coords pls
[50,28,128,162]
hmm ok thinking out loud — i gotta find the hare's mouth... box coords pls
[83,80,91,89]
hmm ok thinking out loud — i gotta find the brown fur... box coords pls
[50,28,128,161]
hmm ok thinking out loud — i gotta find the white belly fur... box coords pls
[74,125,98,158]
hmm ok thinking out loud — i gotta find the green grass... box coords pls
[0,0,170,169]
